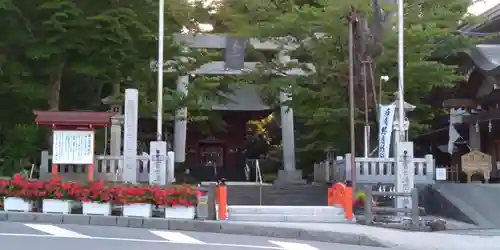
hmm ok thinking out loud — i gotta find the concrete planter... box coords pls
[4,197,33,212]
[165,206,195,219]
[42,199,73,214]
[123,203,153,218]
[82,202,112,216]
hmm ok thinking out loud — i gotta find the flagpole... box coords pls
[348,14,357,193]
[156,0,165,141]
[397,0,405,139]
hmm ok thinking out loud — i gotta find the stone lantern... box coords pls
[102,93,124,156]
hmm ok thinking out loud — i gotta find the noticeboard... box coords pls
[52,130,94,164]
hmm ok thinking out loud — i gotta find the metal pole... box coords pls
[363,63,369,157]
[156,0,165,141]
[397,0,405,140]
[348,16,356,192]
[364,185,373,225]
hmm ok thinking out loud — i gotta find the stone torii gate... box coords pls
[169,33,315,183]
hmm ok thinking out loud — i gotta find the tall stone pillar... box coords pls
[275,51,303,184]
[469,123,481,151]
[123,89,139,183]
[174,75,189,167]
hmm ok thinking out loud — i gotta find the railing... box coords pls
[314,154,435,185]
[363,185,420,230]
[255,160,262,184]
[39,151,151,182]
[438,164,460,182]
[244,159,263,184]
[344,154,435,185]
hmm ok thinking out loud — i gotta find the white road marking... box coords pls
[24,224,92,238]
[269,240,320,250]
[149,230,205,244]
[0,233,282,249]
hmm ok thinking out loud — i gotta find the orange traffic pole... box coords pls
[88,163,94,182]
[51,164,58,179]
[327,187,333,206]
[344,186,353,220]
[217,185,227,220]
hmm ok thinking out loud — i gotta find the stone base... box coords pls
[274,170,306,185]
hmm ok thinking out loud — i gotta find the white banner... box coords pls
[378,104,396,158]
[52,130,94,164]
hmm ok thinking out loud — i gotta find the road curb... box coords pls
[0,211,388,248]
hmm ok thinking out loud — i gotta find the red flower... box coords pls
[1,175,198,207]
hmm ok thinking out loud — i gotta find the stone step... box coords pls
[227,214,348,223]
[227,205,344,215]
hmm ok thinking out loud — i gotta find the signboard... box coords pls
[378,104,396,158]
[123,89,139,183]
[52,130,94,164]
[395,141,414,209]
[461,150,492,183]
[149,141,167,185]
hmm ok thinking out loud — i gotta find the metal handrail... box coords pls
[255,160,263,184]
[245,159,263,184]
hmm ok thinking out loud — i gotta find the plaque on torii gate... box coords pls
[33,111,115,181]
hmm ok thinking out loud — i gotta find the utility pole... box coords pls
[348,12,357,193]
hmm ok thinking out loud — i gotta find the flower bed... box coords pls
[0,174,198,216]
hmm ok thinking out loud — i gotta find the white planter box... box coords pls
[4,197,33,212]
[165,206,195,219]
[82,202,112,216]
[42,199,73,214]
[122,203,153,218]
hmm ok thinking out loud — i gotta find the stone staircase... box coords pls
[224,184,350,223]
[227,184,329,206]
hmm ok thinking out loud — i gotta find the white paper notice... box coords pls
[52,130,94,164]
[436,168,447,181]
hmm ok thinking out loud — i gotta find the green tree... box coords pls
[212,0,477,164]
[0,0,242,170]
[0,0,212,168]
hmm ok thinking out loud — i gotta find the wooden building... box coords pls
[415,5,500,182]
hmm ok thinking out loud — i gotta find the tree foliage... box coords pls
[0,0,215,172]
[212,0,478,161]
[0,0,483,174]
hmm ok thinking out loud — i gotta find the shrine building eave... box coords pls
[457,44,500,76]
[33,111,115,127]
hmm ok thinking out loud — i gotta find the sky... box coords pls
[468,0,500,16]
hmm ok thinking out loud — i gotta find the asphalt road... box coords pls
[0,221,389,250]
